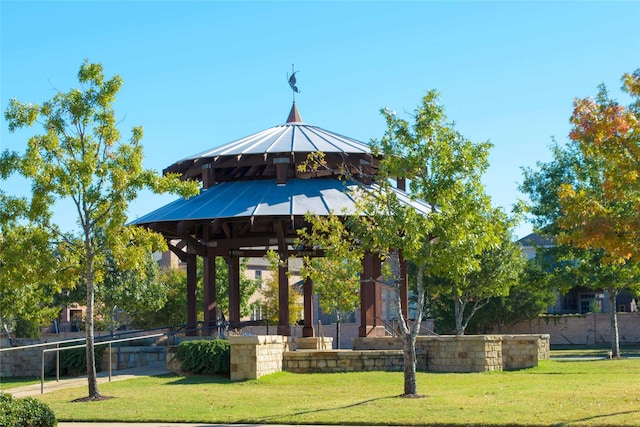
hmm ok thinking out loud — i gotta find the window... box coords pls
[579,293,595,314]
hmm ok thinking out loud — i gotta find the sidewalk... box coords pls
[4,362,170,398]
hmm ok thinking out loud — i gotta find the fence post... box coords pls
[40,350,45,395]
[108,342,112,382]
[56,342,60,382]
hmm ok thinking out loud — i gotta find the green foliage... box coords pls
[2,60,199,397]
[132,268,189,328]
[100,251,167,318]
[175,339,230,375]
[207,257,260,319]
[462,260,557,333]
[520,125,640,356]
[260,251,301,325]
[298,217,361,322]
[0,224,65,326]
[0,392,57,427]
[59,346,104,376]
[13,318,41,338]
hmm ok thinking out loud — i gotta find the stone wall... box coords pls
[229,335,291,380]
[283,350,403,373]
[0,340,57,377]
[426,335,503,372]
[101,346,166,371]
[493,313,640,345]
[352,334,549,372]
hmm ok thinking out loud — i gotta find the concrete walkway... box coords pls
[4,362,170,398]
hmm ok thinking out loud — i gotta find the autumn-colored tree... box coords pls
[521,103,640,357]
[558,69,640,263]
[2,61,199,399]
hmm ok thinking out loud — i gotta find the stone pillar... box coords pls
[203,250,217,335]
[228,255,241,325]
[186,253,198,336]
[303,276,314,337]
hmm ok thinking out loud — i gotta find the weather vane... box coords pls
[287,64,300,102]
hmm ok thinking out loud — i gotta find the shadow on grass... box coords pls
[251,396,391,424]
[165,374,233,385]
[555,409,640,427]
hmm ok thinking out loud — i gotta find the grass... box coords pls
[34,359,640,426]
[0,376,41,390]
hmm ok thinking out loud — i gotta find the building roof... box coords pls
[518,233,556,247]
[130,178,432,225]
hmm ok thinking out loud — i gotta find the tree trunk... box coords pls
[84,233,100,398]
[403,332,418,395]
[454,298,465,335]
[85,278,100,397]
[610,290,620,358]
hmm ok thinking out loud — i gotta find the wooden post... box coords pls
[186,253,198,336]
[203,250,217,335]
[228,255,241,326]
[302,276,314,337]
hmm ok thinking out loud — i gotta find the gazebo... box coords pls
[132,102,431,338]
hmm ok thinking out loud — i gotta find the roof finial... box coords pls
[287,64,300,103]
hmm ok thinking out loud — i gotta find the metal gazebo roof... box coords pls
[163,103,378,181]
[131,178,432,228]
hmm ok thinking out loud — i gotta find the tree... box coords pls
[131,268,189,329]
[260,250,301,326]
[2,61,199,399]
[520,82,640,357]
[0,224,63,329]
[466,258,557,334]
[100,252,167,332]
[210,257,260,320]
[425,206,522,335]
[299,90,501,396]
[299,214,361,348]
[130,256,260,330]
[558,70,639,263]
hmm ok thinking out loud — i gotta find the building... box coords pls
[518,233,637,314]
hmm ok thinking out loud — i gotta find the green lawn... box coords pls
[35,359,640,426]
[0,376,41,390]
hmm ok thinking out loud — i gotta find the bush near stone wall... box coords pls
[0,392,57,427]
[175,339,230,375]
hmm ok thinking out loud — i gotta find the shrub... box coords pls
[0,392,57,427]
[14,318,41,338]
[175,339,230,375]
[59,346,104,376]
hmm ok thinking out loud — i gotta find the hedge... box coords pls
[175,339,230,375]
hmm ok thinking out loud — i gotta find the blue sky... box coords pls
[2,1,639,239]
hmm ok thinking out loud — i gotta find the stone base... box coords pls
[295,337,333,350]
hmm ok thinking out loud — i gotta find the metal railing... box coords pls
[39,333,164,394]
[376,317,440,337]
